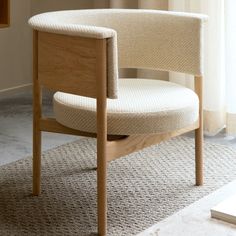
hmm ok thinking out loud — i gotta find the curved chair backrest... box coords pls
[29,9,207,98]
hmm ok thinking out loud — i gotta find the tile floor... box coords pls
[0,91,78,166]
[140,180,236,236]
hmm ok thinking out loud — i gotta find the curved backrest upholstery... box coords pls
[29,9,207,98]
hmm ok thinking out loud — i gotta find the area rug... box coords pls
[0,136,236,236]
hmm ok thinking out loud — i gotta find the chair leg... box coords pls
[194,75,203,186]
[195,127,203,186]
[32,30,42,196]
[97,152,107,236]
[96,38,108,236]
[33,126,41,195]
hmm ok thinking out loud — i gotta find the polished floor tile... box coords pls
[140,180,236,236]
[0,91,78,165]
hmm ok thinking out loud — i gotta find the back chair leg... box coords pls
[194,75,203,186]
[195,127,203,186]
[32,75,42,196]
[33,127,42,195]
[32,79,42,195]
[32,30,42,196]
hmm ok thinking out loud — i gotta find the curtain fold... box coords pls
[225,0,236,135]
[169,0,236,136]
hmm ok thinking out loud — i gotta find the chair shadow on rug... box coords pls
[28,9,207,236]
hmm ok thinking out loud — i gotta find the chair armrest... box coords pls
[28,11,116,39]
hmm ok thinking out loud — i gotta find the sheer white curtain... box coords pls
[169,0,236,136]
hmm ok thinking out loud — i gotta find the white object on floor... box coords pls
[211,194,236,225]
[138,180,236,236]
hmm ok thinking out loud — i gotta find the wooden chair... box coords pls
[29,9,207,236]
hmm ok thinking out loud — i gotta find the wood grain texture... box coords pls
[0,0,10,27]
[38,32,99,98]
[107,122,199,162]
[95,39,108,236]
[195,76,203,186]
[39,117,124,140]
[40,118,97,138]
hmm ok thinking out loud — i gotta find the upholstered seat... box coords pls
[54,79,199,135]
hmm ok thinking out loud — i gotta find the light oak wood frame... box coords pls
[33,30,203,236]
[0,0,10,28]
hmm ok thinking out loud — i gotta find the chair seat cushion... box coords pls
[53,79,199,135]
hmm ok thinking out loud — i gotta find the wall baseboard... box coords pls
[0,84,32,99]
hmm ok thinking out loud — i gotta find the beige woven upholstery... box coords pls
[53,79,199,135]
[29,9,207,98]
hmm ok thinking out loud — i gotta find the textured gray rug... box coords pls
[1,136,236,236]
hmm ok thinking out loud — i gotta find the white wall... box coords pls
[0,0,32,95]
[0,0,93,96]
[31,0,93,15]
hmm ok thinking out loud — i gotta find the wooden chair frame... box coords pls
[33,30,203,236]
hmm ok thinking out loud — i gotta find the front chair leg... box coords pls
[96,38,108,235]
[97,146,107,236]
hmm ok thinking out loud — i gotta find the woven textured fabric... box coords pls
[29,9,207,98]
[53,79,199,135]
[1,137,236,235]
